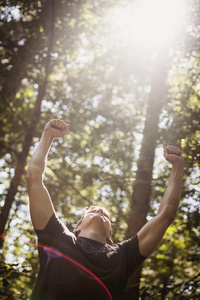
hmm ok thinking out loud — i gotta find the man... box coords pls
[26,119,184,300]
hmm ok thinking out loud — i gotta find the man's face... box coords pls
[76,207,112,241]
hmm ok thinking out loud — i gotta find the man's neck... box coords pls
[78,230,106,245]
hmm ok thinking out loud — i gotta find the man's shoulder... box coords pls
[115,235,138,247]
[35,213,76,242]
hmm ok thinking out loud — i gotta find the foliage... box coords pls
[0,261,32,299]
[0,0,199,299]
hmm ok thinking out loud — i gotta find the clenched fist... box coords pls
[163,145,184,166]
[44,119,69,139]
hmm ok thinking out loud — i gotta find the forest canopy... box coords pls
[0,0,199,299]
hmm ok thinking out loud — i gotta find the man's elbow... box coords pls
[26,166,42,184]
[159,205,177,224]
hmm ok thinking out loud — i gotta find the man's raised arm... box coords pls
[137,145,184,257]
[26,119,69,230]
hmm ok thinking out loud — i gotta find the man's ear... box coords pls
[107,237,113,244]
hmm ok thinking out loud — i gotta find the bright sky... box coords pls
[107,0,187,49]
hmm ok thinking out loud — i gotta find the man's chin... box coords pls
[90,214,104,221]
[89,215,108,227]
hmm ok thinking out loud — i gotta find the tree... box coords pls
[0,0,199,299]
[0,0,56,248]
[124,0,200,298]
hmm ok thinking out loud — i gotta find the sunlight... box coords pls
[108,0,187,49]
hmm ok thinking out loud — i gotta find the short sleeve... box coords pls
[34,213,73,247]
[118,235,147,278]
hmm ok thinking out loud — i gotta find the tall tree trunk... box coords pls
[0,0,55,249]
[124,47,170,299]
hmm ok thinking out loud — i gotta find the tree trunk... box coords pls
[124,47,170,299]
[0,0,55,249]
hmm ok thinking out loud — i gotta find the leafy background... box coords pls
[0,0,199,299]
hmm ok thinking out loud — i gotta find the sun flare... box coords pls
[107,0,187,49]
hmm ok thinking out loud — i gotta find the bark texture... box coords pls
[125,48,170,299]
[0,0,55,249]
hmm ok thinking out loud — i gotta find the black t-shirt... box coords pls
[31,213,146,300]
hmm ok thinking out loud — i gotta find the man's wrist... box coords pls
[172,157,185,169]
[42,129,55,141]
